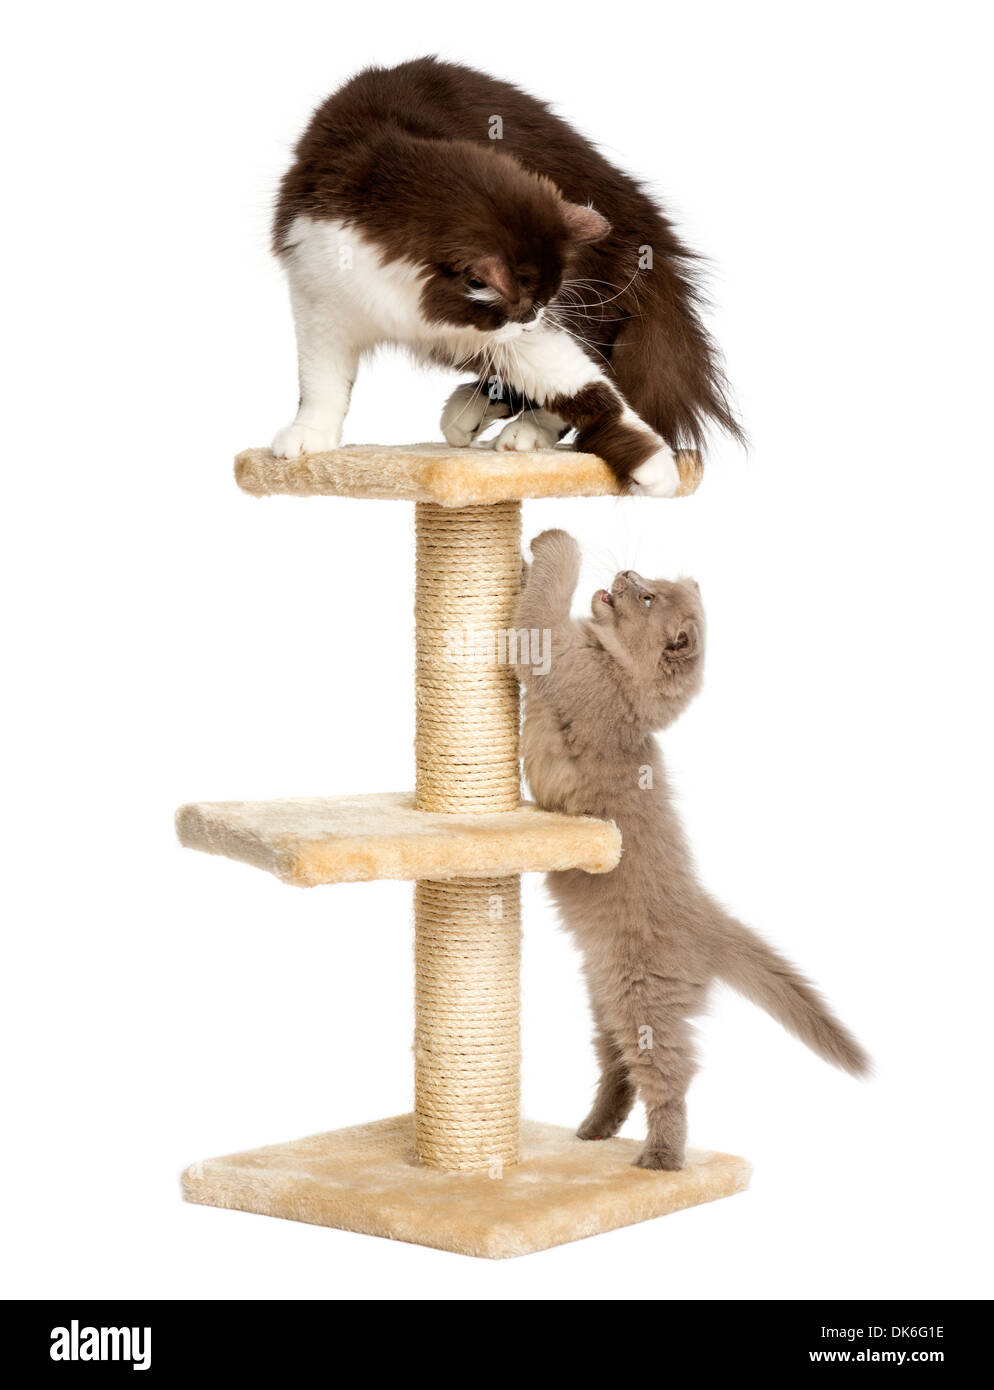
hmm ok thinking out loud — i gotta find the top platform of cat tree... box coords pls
[235,443,702,506]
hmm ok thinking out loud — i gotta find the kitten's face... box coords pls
[419,195,608,340]
[591,570,705,677]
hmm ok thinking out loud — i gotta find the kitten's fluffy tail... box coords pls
[711,915,870,1078]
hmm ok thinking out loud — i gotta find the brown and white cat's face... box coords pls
[418,198,609,340]
[590,570,705,693]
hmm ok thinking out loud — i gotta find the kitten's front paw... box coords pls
[443,421,475,448]
[271,422,337,459]
[441,382,511,446]
[630,445,681,498]
[530,528,577,557]
[633,1145,685,1171]
[493,416,558,452]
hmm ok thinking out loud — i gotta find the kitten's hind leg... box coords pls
[635,1096,689,1172]
[576,1011,636,1140]
[612,1006,697,1170]
[440,380,518,446]
[577,1024,636,1140]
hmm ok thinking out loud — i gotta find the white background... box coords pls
[3,0,992,1301]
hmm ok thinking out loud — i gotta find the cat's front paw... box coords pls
[271,422,337,459]
[633,1145,685,1171]
[630,445,681,498]
[493,415,558,453]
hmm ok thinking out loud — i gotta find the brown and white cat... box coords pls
[271,57,742,495]
[513,529,868,1169]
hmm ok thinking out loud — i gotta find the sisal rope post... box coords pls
[413,501,523,1171]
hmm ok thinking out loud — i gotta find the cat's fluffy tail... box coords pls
[711,914,870,1078]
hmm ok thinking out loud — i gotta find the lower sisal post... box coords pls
[413,501,522,1171]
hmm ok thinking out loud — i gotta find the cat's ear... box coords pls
[561,202,611,245]
[470,253,519,303]
[661,620,701,664]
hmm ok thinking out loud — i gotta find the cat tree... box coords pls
[177,441,750,1258]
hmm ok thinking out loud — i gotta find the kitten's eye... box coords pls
[642,595,653,607]
[467,277,487,291]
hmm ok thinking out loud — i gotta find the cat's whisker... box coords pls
[550,302,642,325]
[560,268,643,312]
[547,314,614,370]
[550,279,644,328]
[448,347,496,433]
[561,277,624,291]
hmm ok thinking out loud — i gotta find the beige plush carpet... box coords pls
[175,791,621,886]
[182,1113,750,1259]
[234,441,703,506]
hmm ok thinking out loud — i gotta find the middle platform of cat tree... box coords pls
[176,790,621,886]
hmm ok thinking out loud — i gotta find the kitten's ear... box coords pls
[561,202,611,245]
[661,620,701,663]
[470,253,519,303]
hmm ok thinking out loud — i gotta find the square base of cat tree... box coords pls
[181,1113,750,1259]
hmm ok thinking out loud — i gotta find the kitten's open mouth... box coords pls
[599,589,614,607]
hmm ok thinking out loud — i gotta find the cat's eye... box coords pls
[467,277,487,290]
[642,595,653,607]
